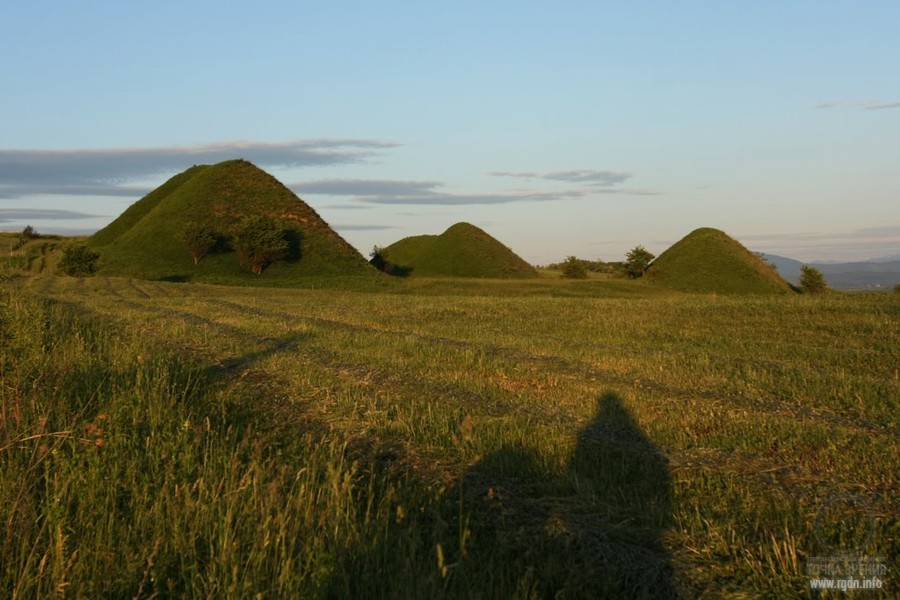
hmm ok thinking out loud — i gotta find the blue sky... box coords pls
[2,1,898,263]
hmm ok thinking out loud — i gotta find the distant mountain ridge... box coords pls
[760,254,900,290]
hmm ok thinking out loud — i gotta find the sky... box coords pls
[1,1,898,264]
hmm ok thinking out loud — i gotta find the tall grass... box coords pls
[3,275,898,597]
[0,289,469,597]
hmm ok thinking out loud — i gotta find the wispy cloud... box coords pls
[293,170,655,205]
[331,224,398,231]
[356,189,587,205]
[320,203,375,210]
[0,183,153,200]
[490,169,633,187]
[290,177,593,205]
[0,139,399,199]
[591,187,660,196]
[816,100,900,110]
[0,208,99,222]
[291,179,441,196]
[739,224,900,261]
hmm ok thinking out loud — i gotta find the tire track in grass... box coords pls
[202,298,893,438]
[24,280,895,513]
[27,279,895,438]
[143,295,899,505]
[53,290,545,427]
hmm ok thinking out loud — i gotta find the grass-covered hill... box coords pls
[380,222,539,278]
[88,159,374,284]
[646,227,793,294]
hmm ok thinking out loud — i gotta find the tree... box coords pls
[58,245,100,276]
[369,245,389,272]
[232,215,288,276]
[561,256,588,279]
[800,265,827,294]
[624,245,655,278]
[181,222,217,265]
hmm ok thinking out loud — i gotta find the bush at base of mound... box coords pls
[646,227,793,294]
[379,223,539,278]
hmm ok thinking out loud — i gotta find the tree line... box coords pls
[547,245,656,280]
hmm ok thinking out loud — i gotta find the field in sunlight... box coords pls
[2,274,897,597]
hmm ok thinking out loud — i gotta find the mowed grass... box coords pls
[2,273,898,597]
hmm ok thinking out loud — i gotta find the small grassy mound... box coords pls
[381,222,538,278]
[88,160,375,284]
[646,227,792,294]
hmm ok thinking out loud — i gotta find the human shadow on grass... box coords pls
[450,392,678,598]
[451,390,677,598]
[329,391,677,598]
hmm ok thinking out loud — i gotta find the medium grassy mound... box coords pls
[381,222,539,278]
[646,227,792,294]
[88,159,375,284]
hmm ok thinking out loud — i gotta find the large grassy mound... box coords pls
[88,160,374,284]
[646,227,793,294]
[381,222,539,278]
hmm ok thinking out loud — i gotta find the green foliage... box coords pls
[369,245,388,271]
[561,255,588,279]
[379,222,538,278]
[800,265,828,294]
[544,257,619,274]
[10,225,39,251]
[180,221,218,265]
[646,227,792,294]
[624,245,655,278]
[57,244,100,276]
[233,215,289,275]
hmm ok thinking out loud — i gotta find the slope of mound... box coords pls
[90,165,208,247]
[381,222,538,278]
[89,159,373,283]
[646,227,792,294]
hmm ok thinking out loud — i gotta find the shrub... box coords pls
[370,245,389,272]
[232,215,289,276]
[180,222,218,266]
[58,245,100,277]
[799,265,827,294]
[561,256,588,279]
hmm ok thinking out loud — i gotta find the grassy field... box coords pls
[1,267,898,596]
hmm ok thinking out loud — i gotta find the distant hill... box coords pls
[89,159,374,283]
[379,222,539,278]
[647,227,792,294]
[761,254,900,290]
